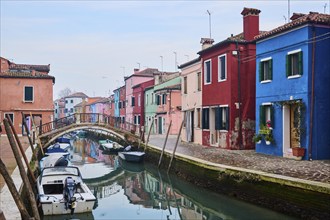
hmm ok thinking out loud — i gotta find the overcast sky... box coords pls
[1,0,329,99]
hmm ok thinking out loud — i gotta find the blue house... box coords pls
[113,87,120,120]
[255,12,330,160]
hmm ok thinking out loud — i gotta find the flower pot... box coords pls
[256,140,261,144]
[292,147,305,157]
[265,141,271,145]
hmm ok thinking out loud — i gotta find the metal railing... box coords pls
[37,113,140,136]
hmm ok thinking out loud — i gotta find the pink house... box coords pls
[125,68,158,124]
[0,56,55,135]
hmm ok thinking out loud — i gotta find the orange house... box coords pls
[0,57,55,135]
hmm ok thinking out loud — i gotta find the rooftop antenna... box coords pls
[283,15,287,23]
[137,62,141,69]
[160,56,163,72]
[173,51,177,71]
[207,10,212,38]
[288,0,290,22]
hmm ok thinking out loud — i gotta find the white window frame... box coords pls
[218,54,227,82]
[260,57,272,83]
[262,102,273,122]
[287,49,302,78]
[24,85,34,103]
[219,104,229,132]
[4,113,14,124]
[204,59,212,85]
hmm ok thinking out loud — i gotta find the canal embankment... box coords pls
[145,135,330,219]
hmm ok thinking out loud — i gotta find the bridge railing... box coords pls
[37,113,141,136]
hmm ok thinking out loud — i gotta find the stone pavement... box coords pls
[148,135,330,184]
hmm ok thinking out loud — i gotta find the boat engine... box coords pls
[63,177,77,214]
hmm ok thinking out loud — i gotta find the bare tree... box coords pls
[58,87,72,98]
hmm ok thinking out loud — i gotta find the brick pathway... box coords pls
[148,135,330,184]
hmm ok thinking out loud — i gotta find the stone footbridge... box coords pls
[37,113,143,148]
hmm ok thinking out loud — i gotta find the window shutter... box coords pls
[270,105,275,129]
[215,107,220,130]
[259,62,262,82]
[225,107,229,130]
[298,51,303,75]
[286,55,290,77]
[268,59,273,80]
[202,108,209,129]
[259,105,265,126]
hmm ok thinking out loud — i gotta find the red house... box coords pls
[132,79,154,128]
[199,8,261,149]
[119,85,126,124]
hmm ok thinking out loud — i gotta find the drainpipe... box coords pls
[236,41,243,149]
[308,26,316,160]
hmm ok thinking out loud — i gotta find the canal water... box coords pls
[43,137,297,220]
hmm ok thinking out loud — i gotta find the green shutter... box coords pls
[270,105,275,129]
[298,51,303,75]
[259,105,265,126]
[286,55,290,77]
[215,107,220,130]
[268,59,273,80]
[259,62,262,82]
[225,107,229,130]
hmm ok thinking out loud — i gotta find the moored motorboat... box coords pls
[118,151,145,163]
[99,139,124,153]
[56,136,71,144]
[39,154,71,171]
[37,166,96,215]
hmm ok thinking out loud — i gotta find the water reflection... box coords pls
[47,137,296,220]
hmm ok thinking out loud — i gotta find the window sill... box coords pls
[218,79,227,82]
[260,80,272,84]
[219,130,228,133]
[288,75,302,79]
[23,101,34,103]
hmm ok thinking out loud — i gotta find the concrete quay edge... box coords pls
[148,143,330,195]
[0,147,33,220]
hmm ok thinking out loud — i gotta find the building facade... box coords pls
[179,57,203,145]
[64,92,88,116]
[255,12,330,160]
[199,8,261,149]
[125,68,158,125]
[0,57,55,135]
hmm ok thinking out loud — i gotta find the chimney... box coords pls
[134,68,140,74]
[31,69,36,76]
[241,7,261,41]
[200,38,214,50]
[290,13,305,21]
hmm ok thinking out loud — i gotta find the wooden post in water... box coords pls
[21,112,35,154]
[3,119,40,220]
[167,115,185,173]
[30,113,44,156]
[5,115,36,184]
[158,120,172,168]
[0,159,31,220]
[144,119,155,152]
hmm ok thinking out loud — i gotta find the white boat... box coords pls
[99,140,124,153]
[118,151,145,163]
[39,154,71,171]
[37,166,96,215]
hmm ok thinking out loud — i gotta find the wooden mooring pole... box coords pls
[3,119,40,220]
[30,113,44,156]
[0,159,31,220]
[21,112,36,157]
[158,120,172,168]
[5,115,36,184]
[167,115,185,173]
[144,119,155,152]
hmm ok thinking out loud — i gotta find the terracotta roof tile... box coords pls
[256,12,330,40]
[65,92,88,98]
[9,63,50,72]
[0,71,55,80]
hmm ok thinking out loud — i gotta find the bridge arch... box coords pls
[42,125,126,148]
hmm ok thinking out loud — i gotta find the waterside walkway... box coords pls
[148,135,330,186]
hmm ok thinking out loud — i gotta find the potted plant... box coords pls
[252,133,262,144]
[264,133,273,145]
[292,147,305,157]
